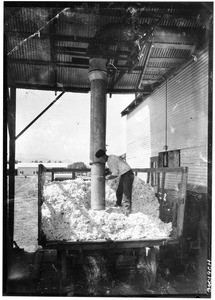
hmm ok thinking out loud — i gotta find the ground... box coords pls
[4,176,210,297]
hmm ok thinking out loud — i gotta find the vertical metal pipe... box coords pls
[88,58,108,210]
[164,80,168,151]
[8,87,16,246]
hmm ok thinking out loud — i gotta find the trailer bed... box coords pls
[38,165,188,247]
[44,237,179,251]
[37,165,188,292]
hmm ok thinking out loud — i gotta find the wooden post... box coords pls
[157,172,161,198]
[8,87,16,247]
[177,167,188,236]
[38,164,46,246]
[146,172,150,184]
[88,58,108,210]
[161,173,166,194]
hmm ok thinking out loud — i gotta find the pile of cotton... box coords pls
[107,177,160,217]
[41,178,172,242]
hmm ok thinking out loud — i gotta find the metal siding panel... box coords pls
[127,104,151,168]
[127,51,208,187]
[57,41,88,49]
[58,67,89,88]
[58,12,97,38]
[167,52,208,152]
[57,53,73,62]
[117,72,139,89]
[151,47,190,59]
[181,145,207,186]
[6,7,50,33]
[10,64,53,86]
[127,85,166,168]
[8,36,51,60]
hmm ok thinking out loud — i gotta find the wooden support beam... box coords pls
[15,92,65,140]
[4,89,11,294]
[38,164,46,246]
[148,57,186,64]
[133,167,188,173]
[6,31,132,47]
[58,46,131,61]
[144,67,170,72]
[136,42,153,89]
[56,46,87,54]
[8,58,148,72]
[112,69,127,88]
[8,82,149,95]
[8,57,89,68]
[12,83,90,93]
[177,170,188,236]
[153,42,195,51]
[7,56,187,73]
[8,87,16,246]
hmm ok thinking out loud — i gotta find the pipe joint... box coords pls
[88,69,108,82]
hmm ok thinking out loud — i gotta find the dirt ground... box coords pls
[13,176,38,252]
[5,176,210,297]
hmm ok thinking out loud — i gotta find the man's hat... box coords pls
[95,149,106,158]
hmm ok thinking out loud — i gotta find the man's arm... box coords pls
[105,169,117,180]
[106,174,118,180]
[105,168,111,176]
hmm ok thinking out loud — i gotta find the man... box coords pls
[95,149,134,214]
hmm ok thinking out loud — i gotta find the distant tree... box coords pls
[39,160,43,163]
[58,160,62,163]
[68,162,88,169]
[47,160,51,163]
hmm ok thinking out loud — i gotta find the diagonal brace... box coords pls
[15,91,65,140]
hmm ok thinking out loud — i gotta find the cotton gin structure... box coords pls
[5,2,212,296]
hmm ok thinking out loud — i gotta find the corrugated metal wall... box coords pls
[127,50,208,187]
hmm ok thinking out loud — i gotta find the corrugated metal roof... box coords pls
[5,3,212,95]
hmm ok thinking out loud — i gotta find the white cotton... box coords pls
[41,178,172,242]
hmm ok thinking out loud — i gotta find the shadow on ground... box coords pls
[4,246,208,297]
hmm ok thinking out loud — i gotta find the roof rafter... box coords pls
[136,42,153,90]
[13,82,153,95]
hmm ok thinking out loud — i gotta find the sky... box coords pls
[15,89,134,165]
